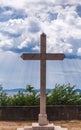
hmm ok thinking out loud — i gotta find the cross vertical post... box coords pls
[38,33,48,125]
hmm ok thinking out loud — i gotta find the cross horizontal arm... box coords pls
[21,53,40,60]
[46,53,65,60]
[21,53,65,60]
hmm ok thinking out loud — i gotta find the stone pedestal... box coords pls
[38,114,48,125]
[17,123,68,130]
[32,123,54,130]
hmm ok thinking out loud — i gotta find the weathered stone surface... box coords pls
[17,128,24,130]
[17,123,68,130]
[24,126,32,130]
[18,33,66,130]
[38,114,48,125]
[32,123,54,130]
[21,33,65,125]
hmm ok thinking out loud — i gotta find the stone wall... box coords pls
[0,106,81,121]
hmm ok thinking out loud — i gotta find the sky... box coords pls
[0,0,81,89]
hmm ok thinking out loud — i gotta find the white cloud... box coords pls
[1,0,81,10]
[0,34,13,47]
[0,0,26,9]
[0,1,81,56]
[77,48,81,56]
[0,19,25,35]
[32,45,40,51]
[2,10,13,15]
[18,38,30,49]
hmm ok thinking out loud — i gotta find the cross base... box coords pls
[17,123,68,130]
[38,114,48,125]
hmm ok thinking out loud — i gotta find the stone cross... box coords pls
[21,33,65,126]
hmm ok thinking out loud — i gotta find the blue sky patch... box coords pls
[49,13,58,21]
[76,5,81,17]
[1,31,21,38]
[28,21,40,33]
[0,6,27,22]
[8,45,39,54]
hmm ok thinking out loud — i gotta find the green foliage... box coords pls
[0,85,10,106]
[10,91,25,106]
[46,83,81,105]
[0,84,3,91]
[25,85,35,94]
[25,92,40,106]
[9,85,40,106]
[1,84,81,106]
[0,92,10,106]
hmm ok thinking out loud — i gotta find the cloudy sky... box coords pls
[0,0,81,89]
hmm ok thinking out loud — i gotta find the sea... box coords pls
[2,88,52,96]
[2,88,26,96]
[2,88,81,96]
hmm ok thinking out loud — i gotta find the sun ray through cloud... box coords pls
[0,1,81,89]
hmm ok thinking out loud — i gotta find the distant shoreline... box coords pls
[2,88,52,96]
